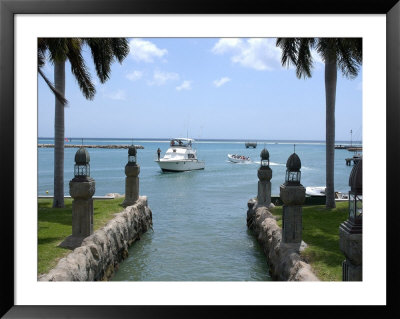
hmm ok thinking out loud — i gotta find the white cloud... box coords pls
[211,38,243,54]
[176,80,192,91]
[148,70,179,86]
[213,77,231,87]
[126,70,143,81]
[129,39,167,63]
[104,89,126,100]
[212,38,281,71]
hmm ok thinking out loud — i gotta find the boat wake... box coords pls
[226,160,253,164]
[253,161,285,166]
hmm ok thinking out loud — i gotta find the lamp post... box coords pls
[257,148,272,207]
[339,159,362,281]
[122,144,140,207]
[74,147,91,178]
[280,152,305,244]
[60,147,95,249]
[350,129,353,147]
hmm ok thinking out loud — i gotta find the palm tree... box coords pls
[276,38,362,208]
[38,38,129,208]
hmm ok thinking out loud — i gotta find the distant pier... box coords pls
[38,144,144,149]
[335,144,362,152]
[347,147,362,152]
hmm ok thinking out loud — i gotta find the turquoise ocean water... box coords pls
[38,138,360,281]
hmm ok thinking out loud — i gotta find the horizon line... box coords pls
[38,137,363,143]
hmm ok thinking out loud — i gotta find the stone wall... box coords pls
[247,199,319,281]
[39,196,153,281]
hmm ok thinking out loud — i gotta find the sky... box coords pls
[38,38,363,142]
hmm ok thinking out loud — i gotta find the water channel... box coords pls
[39,138,354,281]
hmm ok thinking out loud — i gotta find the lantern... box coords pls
[285,153,301,185]
[348,159,362,232]
[260,148,270,167]
[74,147,90,178]
[128,144,137,164]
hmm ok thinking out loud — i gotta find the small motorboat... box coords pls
[334,192,349,202]
[306,186,349,202]
[306,186,326,196]
[227,154,251,163]
[155,138,205,172]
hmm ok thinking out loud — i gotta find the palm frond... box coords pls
[276,38,315,79]
[295,38,314,78]
[66,38,95,100]
[110,38,130,63]
[38,38,48,68]
[316,38,339,65]
[45,38,68,63]
[38,37,129,101]
[84,38,113,83]
[336,38,362,79]
[38,67,68,105]
[276,38,298,69]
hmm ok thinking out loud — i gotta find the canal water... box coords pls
[38,138,357,281]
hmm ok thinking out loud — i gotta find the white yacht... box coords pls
[155,138,205,172]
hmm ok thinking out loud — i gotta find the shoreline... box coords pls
[38,137,362,144]
[38,144,144,149]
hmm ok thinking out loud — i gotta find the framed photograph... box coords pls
[1,0,399,317]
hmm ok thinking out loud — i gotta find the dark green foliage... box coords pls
[37,37,130,104]
[276,38,362,79]
[275,38,362,209]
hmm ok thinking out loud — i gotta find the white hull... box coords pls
[306,186,350,202]
[156,159,205,172]
[227,154,251,163]
[156,138,205,172]
[306,186,326,196]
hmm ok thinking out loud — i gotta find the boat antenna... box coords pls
[81,138,83,146]
[294,144,296,153]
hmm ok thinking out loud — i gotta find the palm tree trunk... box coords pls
[53,60,65,208]
[325,57,337,208]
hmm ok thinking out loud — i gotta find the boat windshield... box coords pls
[169,138,193,147]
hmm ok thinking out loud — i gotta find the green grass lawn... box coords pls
[271,201,348,281]
[38,197,125,276]
[39,197,348,281]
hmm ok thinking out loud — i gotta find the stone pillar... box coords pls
[339,159,362,281]
[257,166,272,206]
[280,184,305,244]
[122,163,140,207]
[339,221,362,281]
[59,177,95,249]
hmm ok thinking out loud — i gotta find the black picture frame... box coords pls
[1,0,399,317]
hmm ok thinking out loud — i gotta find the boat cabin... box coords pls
[169,138,193,148]
[163,138,197,160]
